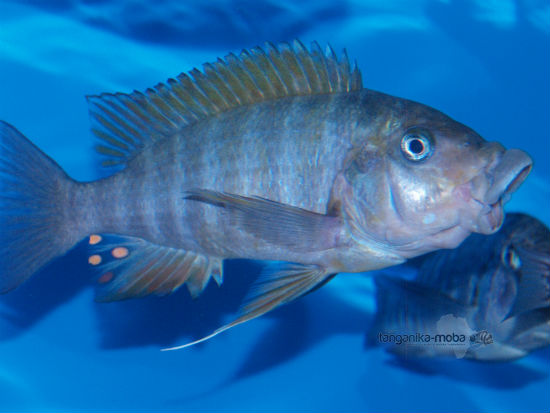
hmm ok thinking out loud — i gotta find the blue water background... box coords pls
[0,0,549,411]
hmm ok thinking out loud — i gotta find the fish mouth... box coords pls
[473,149,533,234]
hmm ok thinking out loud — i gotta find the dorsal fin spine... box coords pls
[124,92,163,130]
[241,50,274,99]
[194,67,230,110]
[112,93,151,136]
[144,90,179,129]
[92,128,129,156]
[119,92,172,142]
[202,62,240,107]
[91,111,131,150]
[174,73,215,119]
[175,73,215,117]
[146,86,185,127]
[289,40,313,93]
[264,43,292,95]
[190,68,226,112]
[212,59,246,106]
[352,60,362,90]
[339,49,351,92]
[101,98,144,144]
[277,41,309,94]
[251,47,287,98]
[140,88,179,128]
[309,42,331,93]
[266,47,296,95]
[291,41,321,93]
[153,83,192,126]
[91,104,134,147]
[166,78,203,122]
[129,91,160,123]
[225,52,263,102]
[324,45,340,92]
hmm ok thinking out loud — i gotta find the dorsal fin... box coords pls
[86,40,363,168]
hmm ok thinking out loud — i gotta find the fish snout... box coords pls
[467,148,533,235]
[484,149,533,205]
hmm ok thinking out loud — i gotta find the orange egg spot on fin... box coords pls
[98,272,114,284]
[88,254,102,265]
[89,234,102,245]
[112,247,129,259]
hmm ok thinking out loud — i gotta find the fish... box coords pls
[367,213,550,361]
[0,40,533,348]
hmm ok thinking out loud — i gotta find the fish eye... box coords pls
[401,129,434,161]
[501,244,521,270]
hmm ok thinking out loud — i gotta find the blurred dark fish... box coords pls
[0,41,533,348]
[368,213,550,361]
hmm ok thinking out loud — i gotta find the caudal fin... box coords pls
[0,121,80,292]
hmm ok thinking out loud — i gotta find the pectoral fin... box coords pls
[87,234,222,301]
[184,189,341,251]
[163,262,332,350]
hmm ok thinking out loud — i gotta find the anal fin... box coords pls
[163,262,331,350]
[86,234,222,301]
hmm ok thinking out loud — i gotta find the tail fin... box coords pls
[0,121,80,292]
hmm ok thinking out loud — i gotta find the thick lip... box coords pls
[484,149,533,205]
[472,149,533,234]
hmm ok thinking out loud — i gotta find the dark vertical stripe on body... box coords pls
[166,136,185,245]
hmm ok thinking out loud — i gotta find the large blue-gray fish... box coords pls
[368,213,549,361]
[0,41,533,347]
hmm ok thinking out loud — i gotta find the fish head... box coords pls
[493,213,550,319]
[335,92,533,259]
[501,214,550,290]
[474,214,550,324]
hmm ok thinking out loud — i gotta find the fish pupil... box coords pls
[408,138,425,154]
